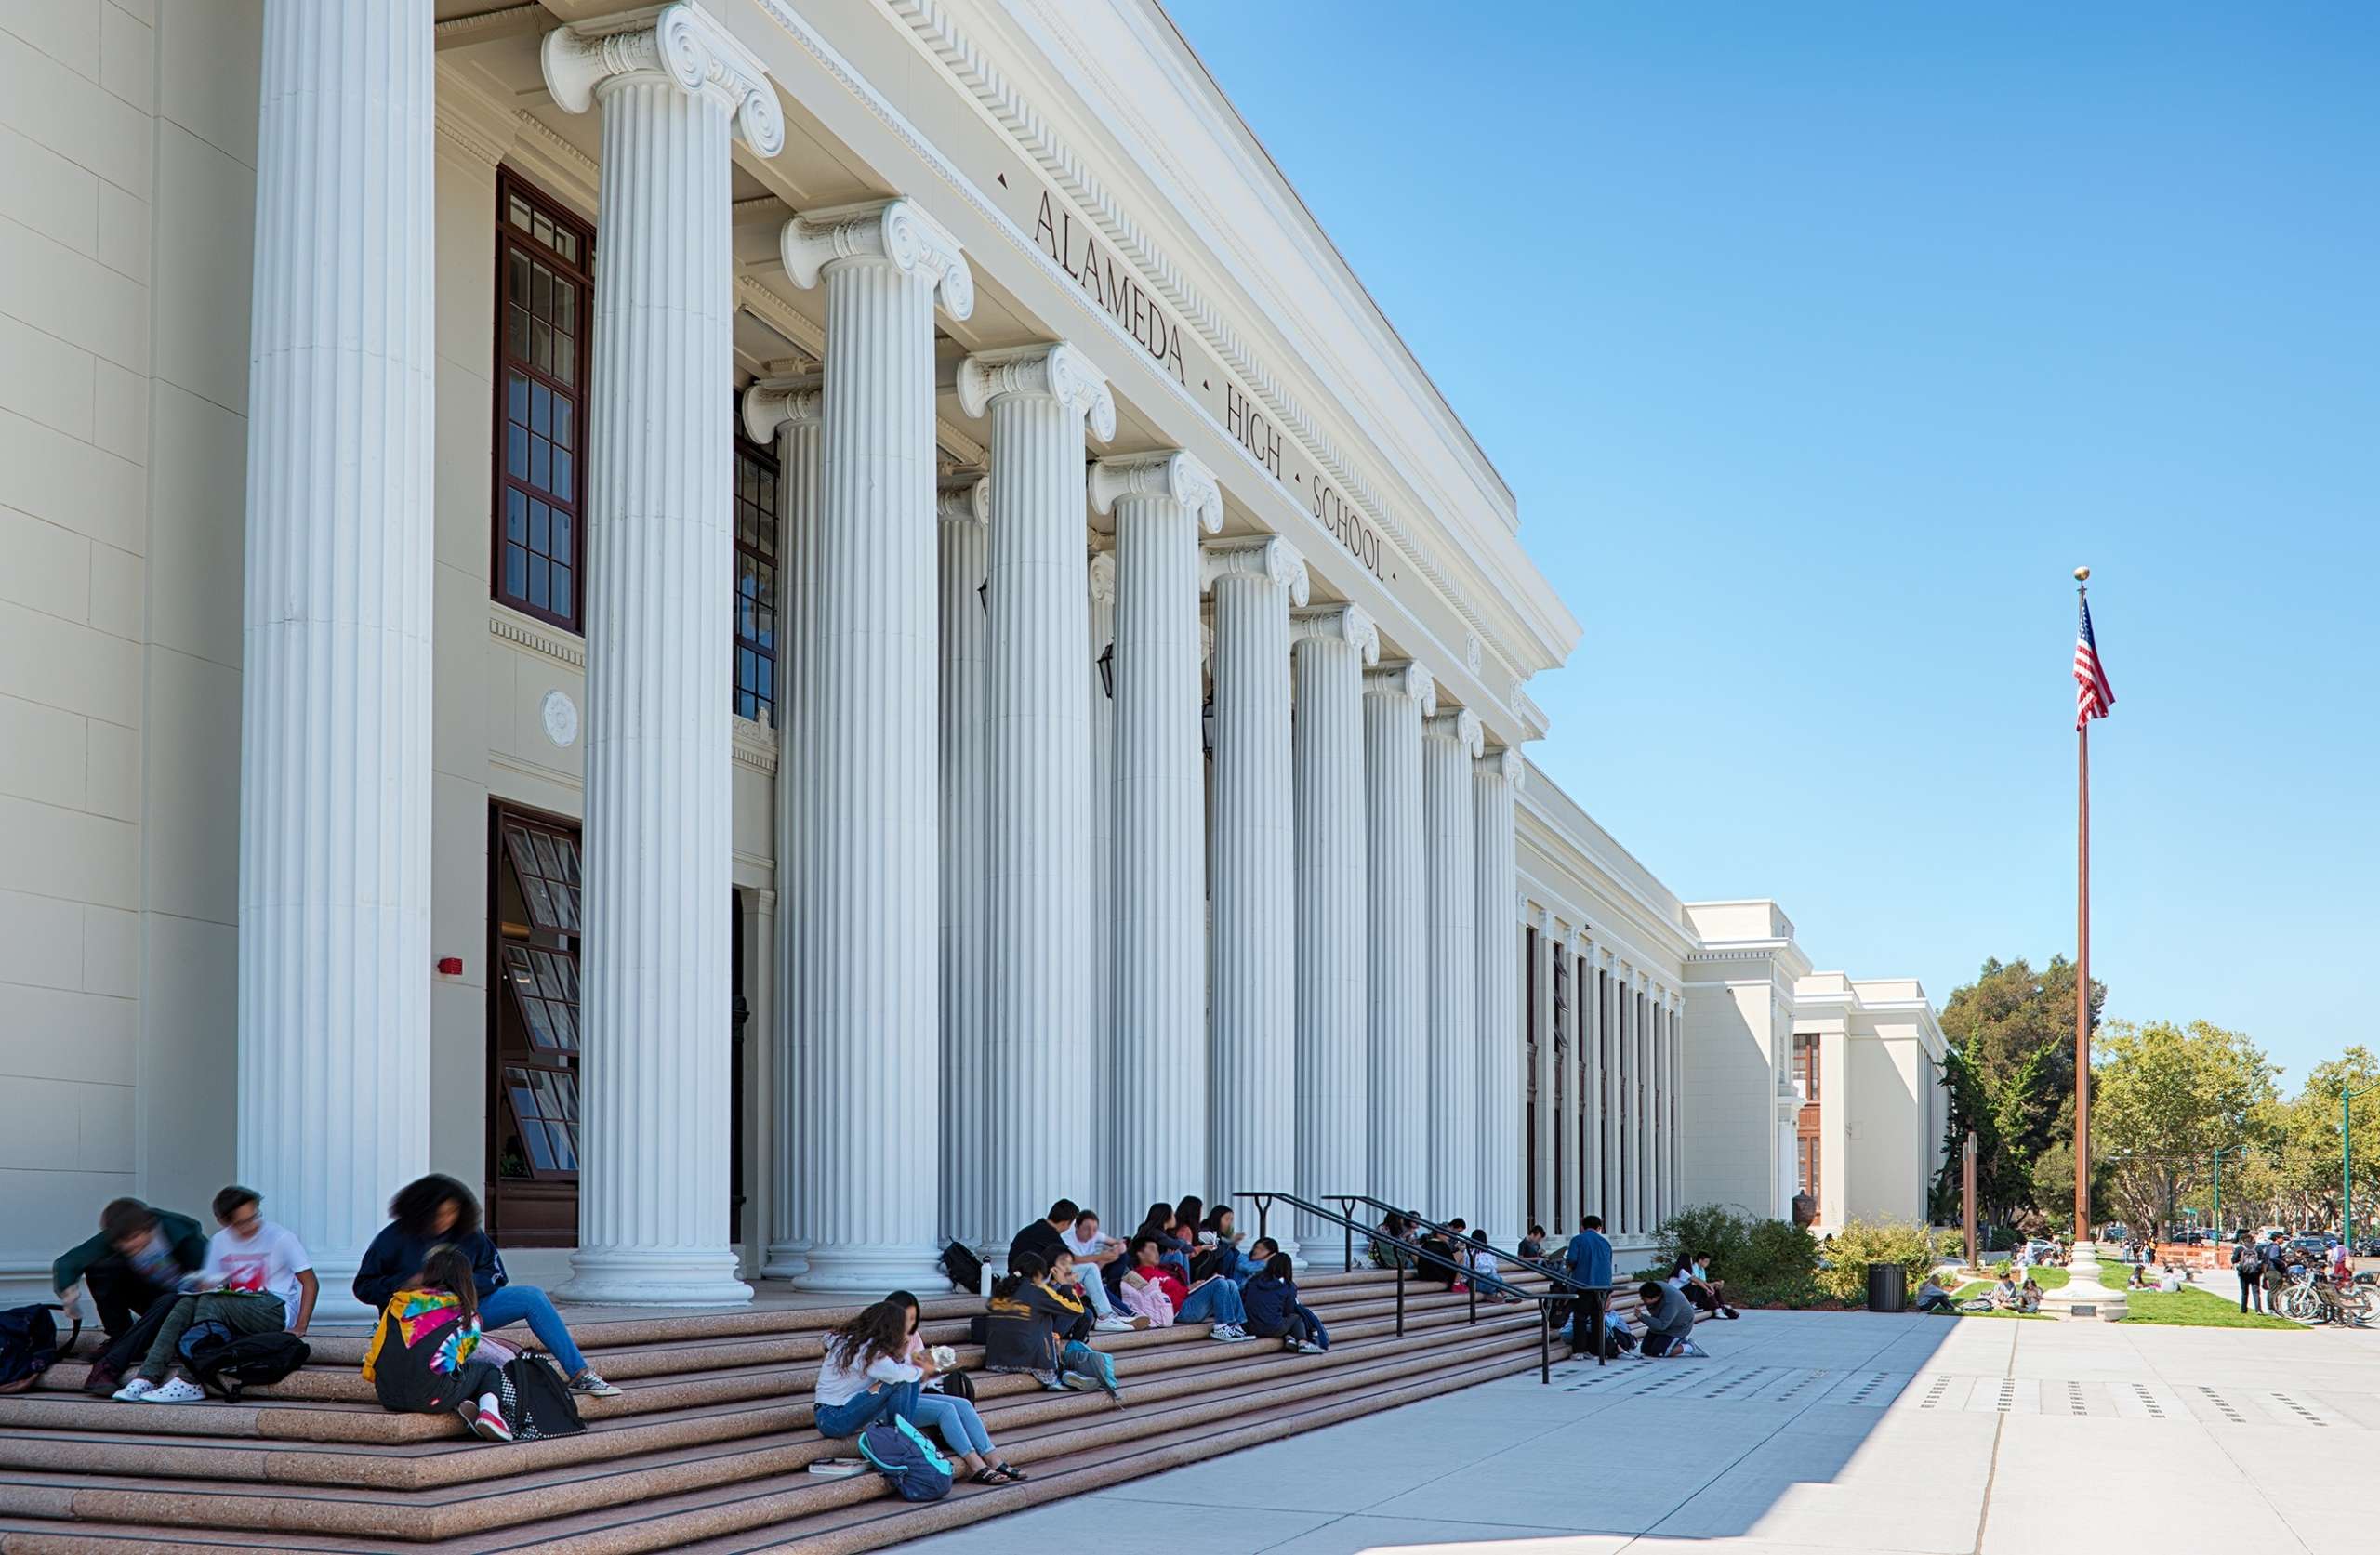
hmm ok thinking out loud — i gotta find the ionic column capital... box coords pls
[1290,604,1379,665]
[1202,536,1309,606]
[1477,745,1525,788]
[1088,548,1117,604]
[1424,708,1483,757]
[779,198,973,320]
[740,373,822,443]
[1090,450,1223,533]
[955,342,1116,441]
[541,2,784,155]
[1599,946,1617,969]
[937,472,989,526]
[1364,659,1435,716]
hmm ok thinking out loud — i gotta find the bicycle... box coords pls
[2277,1270,2373,1326]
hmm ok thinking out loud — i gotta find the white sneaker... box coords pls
[111,1378,157,1402]
[143,1378,206,1404]
[1296,1341,1327,1355]
[1092,1315,1136,1333]
[1211,1324,1254,1343]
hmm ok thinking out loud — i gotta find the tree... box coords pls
[2089,1019,2276,1238]
[2267,1048,2380,1235]
[1930,1046,2028,1225]
[1937,955,2106,1217]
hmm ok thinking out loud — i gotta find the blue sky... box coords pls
[1170,2,2379,1086]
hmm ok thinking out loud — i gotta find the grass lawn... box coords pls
[2121,1286,2303,1330]
[1945,1278,2051,1318]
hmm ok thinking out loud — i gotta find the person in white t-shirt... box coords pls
[1062,1209,1144,1332]
[113,1186,317,1405]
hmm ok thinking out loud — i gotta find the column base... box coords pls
[298,1255,377,1325]
[791,1241,952,1295]
[557,1245,753,1307]
[760,1240,812,1281]
[2041,1242,2129,1322]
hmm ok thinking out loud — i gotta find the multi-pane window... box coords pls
[495,815,583,1185]
[1793,1032,1820,1101]
[733,434,780,724]
[494,173,591,631]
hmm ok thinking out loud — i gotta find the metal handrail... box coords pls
[1236,1188,1606,1380]
[1325,1193,1587,1296]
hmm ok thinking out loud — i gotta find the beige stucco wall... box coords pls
[0,0,262,1293]
[1679,978,1783,1219]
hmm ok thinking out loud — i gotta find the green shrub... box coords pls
[1653,1204,1753,1276]
[1814,1219,1938,1306]
[1742,1219,1819,1285]
[1931,1228,1965,1263]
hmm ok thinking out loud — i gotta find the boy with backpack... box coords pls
[112,1186,316,1404]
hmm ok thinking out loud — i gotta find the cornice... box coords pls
[866,0,1532,697]
[733,716,778,773]
[489,606,585,669]
[733,274,822,366]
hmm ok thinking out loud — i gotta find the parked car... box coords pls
[2357,1238,2380,1258]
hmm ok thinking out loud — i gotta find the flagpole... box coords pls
[2049,564,2122,1318]
[2075,575,2091,1244]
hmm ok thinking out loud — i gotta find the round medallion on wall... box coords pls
[541,689,579,748]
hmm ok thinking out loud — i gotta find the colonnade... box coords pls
[234,0,1546,1307]
[1527,923,1686,1242]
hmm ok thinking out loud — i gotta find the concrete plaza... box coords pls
[906,1304,2380,1555]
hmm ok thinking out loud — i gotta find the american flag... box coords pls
[2073,594,2114,731]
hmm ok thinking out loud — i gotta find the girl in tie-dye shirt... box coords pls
[361,1245,518,1441]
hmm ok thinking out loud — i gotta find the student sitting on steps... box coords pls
[1241,1253,1329,1352]
[1121,1234,1256,1340]
[816,1300,1022,1483]
[362,1244,521,1442]
[353,1174,619,1398]
[113,1185,317,1404]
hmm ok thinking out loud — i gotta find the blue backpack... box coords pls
[856,1415,953,1502]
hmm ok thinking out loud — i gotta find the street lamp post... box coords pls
[2345,1082,2377,1251]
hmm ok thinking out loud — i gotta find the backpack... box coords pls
[501,1352,586,1440]
[856,1414,953,1502]
[940,1242,984,1296]
[185,1330,311,1401]
[0,1305,75,1395]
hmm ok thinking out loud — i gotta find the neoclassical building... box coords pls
[0,0,1942,1311]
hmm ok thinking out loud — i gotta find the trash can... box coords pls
[1866,1262,1909,1312]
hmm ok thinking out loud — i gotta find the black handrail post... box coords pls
[1540,1299,1550,1385]
[1395,1254,1406,1337]
[1468,1262,1477,1325]
[1254,1193,1270,1244]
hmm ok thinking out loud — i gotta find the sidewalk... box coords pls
[899,1305,2380,1555]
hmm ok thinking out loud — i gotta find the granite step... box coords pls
[0,1304,1548,1490]
[0,1323,1546,1548]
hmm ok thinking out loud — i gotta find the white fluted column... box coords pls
[778,198,972,1289]
[958,345,1115,1244]
[1527,916,1554,1232]
[1579,936,1600,1219]
[236,0,434,1321]
[741,376,823,1280]
[934,473,992,1250]
[1087,549,1117,1223]
[1094,452,1222,1214]
[1650,986,1668,1225]
[1636,986,1654,1233]
[1291,606,1376,1252]
[543,4,780,1304]
[1615,968,1633,1234]
[1421,710,1482,1219]
[1204,539,1308,1245]
[1670,992,1686,1218]
[1363,661,1434,1212]
[1601,954,1621,1225]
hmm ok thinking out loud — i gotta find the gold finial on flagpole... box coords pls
[2073,565,2090,585]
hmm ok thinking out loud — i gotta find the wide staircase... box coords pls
[0,1261,1638,1553]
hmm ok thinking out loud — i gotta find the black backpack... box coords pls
[186,1330,311,1400]
[501,1353,585,1440]
[0,1305,75,1395]
[940,1241,983,1295]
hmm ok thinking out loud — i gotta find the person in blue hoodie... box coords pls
[351,1174,618,1398]
[1562,1214,1615,1356]
[1241,1252,1329,1352]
